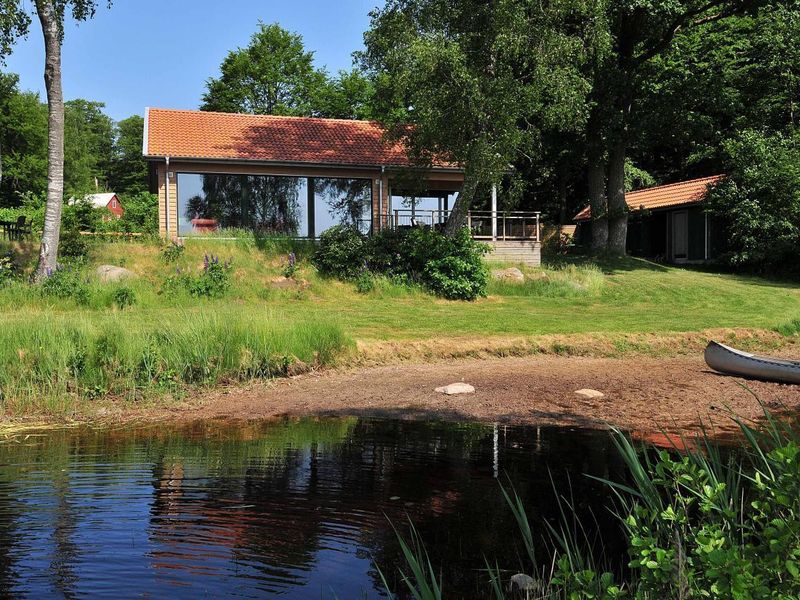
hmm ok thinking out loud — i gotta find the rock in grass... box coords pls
[435,382,475,395]
[575,388,605,399]
[96,265,137,283]
[509,573,537,592]
[491,267,525,283]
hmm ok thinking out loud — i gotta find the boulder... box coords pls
[435,382,476,395]
[96,265,137,283]
[509,574,537,592]
[575,388,605,399]
[491,267,525,283]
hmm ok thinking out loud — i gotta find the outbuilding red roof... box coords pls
[574,175,725,221]
[144,108,456,169]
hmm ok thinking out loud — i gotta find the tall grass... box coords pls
[488,264,605,298]
[0,308,349,415]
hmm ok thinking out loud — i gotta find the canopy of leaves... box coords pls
[361,0,592,188]
[706,130,800,273]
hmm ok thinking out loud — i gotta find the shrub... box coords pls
[316,225,489,300]
[160,240,185,263]
[313,225,367,280]
[282,252,299,279]
[58,227,90,260]
[423,255,488,300]
[355,271,375,294]
[164,254,233,298]
[0,252,18,286]
[112,286,136,309]
[41,267,90,305]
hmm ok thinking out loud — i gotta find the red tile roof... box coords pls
[574,175,725,221]
[144,108,457,169]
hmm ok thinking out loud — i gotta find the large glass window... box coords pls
[176,173,372,237]
[177,173,307,237]
[313,178,373,235]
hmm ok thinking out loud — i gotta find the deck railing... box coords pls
[371,209,541,242]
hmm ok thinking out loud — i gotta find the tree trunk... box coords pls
[33,0,65,282]
[606,138,628,256]
[443,174,477,236]
[588,161,608,253]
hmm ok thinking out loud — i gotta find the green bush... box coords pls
[112,286,137,309]
[163,254,233,299]
[314,225,489,300]
[41,267,90,305]
[313,225,367,280]
[160,240,185,263]
[423,255,487,300]
[355,271,375,294]
[58,227,90,260]
[0,252,18,286]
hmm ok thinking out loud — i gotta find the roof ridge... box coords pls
[147,107,384,127]
[628,174,724,195]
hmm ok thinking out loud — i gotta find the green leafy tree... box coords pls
[0,0,111,280]
[0,71,47,206]
[202,22,329,116]
[315,68,376,120]
[583,0,763,255]
[361,0,592,235]
[705,130,800,273]
[109,114,147,195]
[63,98,114,195]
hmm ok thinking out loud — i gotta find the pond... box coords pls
[0,418,632,598]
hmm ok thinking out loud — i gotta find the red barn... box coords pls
[85,193,125,219]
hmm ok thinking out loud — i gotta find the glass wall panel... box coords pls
[313,178,373,235]
[177,173,307,237]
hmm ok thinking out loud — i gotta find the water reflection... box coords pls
[0,419,628,598]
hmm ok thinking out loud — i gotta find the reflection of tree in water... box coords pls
[184,174,302,234]
[316,178,371,227]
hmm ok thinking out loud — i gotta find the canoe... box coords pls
[704,341,800,385]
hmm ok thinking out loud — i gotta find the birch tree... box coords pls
[0,0,109,280]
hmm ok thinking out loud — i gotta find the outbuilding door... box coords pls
[671,210,689,262]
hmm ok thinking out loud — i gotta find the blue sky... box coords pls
[3,0,378,122]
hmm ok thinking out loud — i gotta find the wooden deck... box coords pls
[484,240,542,266]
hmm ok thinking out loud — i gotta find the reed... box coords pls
[0,308,349,415]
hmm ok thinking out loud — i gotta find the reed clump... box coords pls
[0,308,349,415]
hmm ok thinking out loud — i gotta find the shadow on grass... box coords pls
[543,252,670,274]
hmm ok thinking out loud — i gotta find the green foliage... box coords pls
[354,271,375,294]
[41,267,90,305]
[282,252,298,279]
[64,99,115,195]
[704,131,800,273]
[108,115,147,195]
[96,192,158,234]
[313,225,367,280]
[0,251,17,285]
[0,310,348,412]
[112,286,136,309]
[164,254,233,299]
[160,240,185,263]
[315,225,489,300]
[423,256,487,301]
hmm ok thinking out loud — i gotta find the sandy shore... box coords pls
[134,353,800,435]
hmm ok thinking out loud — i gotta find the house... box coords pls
[84,192,125,219]
[574,175,725,263]
[142,108,542,264]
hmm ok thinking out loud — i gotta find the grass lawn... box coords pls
[0,236,798,414]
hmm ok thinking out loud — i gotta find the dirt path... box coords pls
[161,354,800,435]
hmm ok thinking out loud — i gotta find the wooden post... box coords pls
[491,184,498,241]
